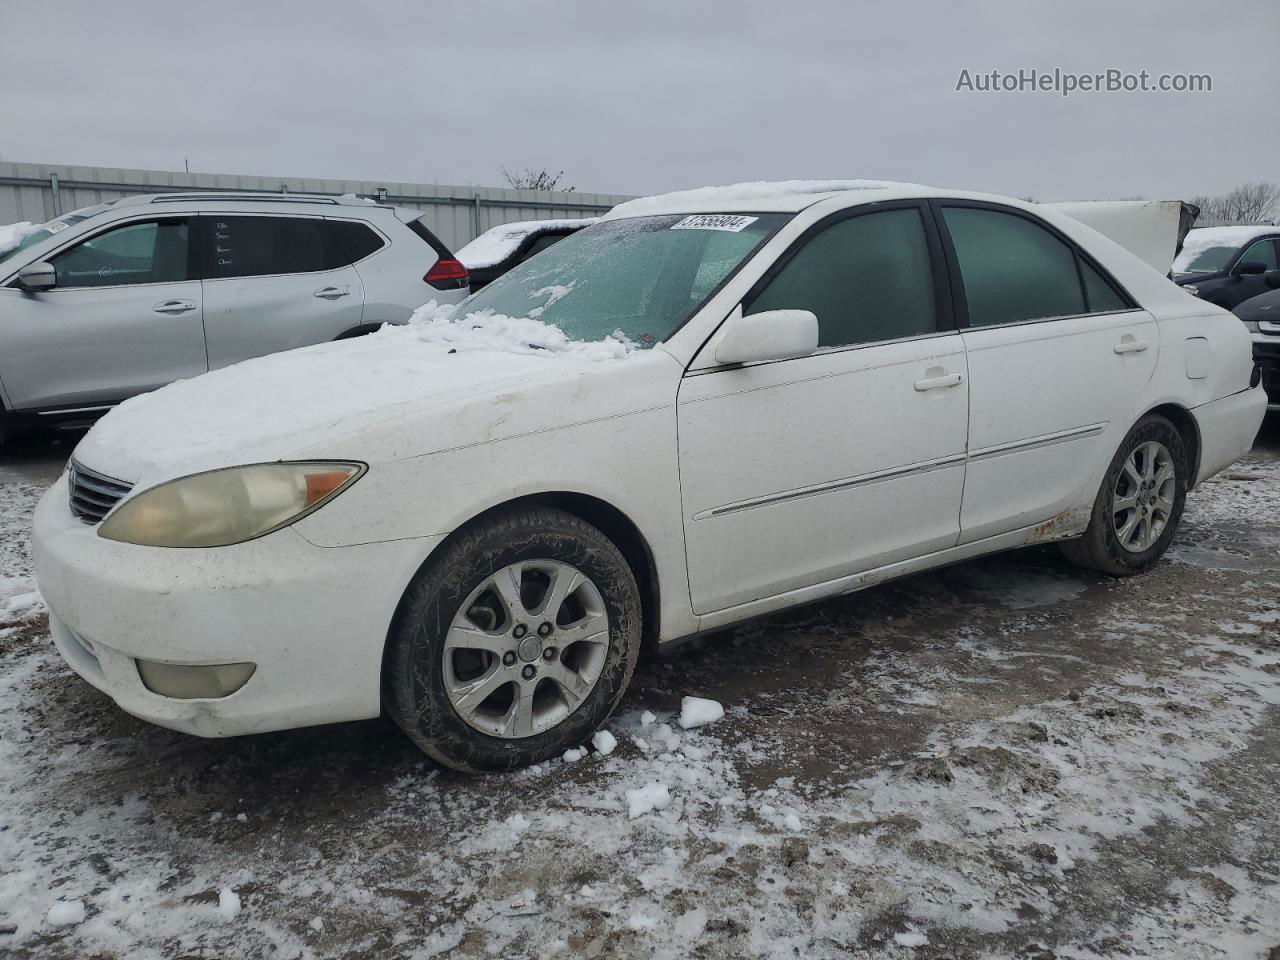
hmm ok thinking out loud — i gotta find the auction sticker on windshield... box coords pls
[670,214,759,232]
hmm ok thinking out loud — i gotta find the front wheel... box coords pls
[1061,414,1188,576]
[384,507,642,772]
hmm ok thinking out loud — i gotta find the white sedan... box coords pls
[32,180,1267,771]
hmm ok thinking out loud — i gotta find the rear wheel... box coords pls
[384,507,641,771]
[1061,414,1188,576]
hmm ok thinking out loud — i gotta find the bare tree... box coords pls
[499,166,575,193]
[1189,182,1279,225]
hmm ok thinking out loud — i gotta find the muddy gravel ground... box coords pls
[2,417,1279,960]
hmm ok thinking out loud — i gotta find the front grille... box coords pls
[1255,340,1280,402]
[68,461,133,524]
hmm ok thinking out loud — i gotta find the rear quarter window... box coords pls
[326,220,385,265]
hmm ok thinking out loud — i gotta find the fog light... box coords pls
[135,660,256,699]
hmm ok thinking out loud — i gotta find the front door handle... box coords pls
[1114,337,1149,355]
[313,286,351,300]
[152,299,197,315]
[914,372,964,392]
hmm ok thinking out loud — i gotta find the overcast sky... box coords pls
[2,0,1276,202]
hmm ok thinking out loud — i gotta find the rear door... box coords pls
[935,201,1159,543]
[198,214,367,369]
[0,216,206,411]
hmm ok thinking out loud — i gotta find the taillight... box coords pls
[425,258,469,290]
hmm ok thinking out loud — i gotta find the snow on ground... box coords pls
[1,435,1279,958]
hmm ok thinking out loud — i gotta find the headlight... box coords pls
[1181,284,1200,297]
[98,461,365,547]
[1242,319,1260,333]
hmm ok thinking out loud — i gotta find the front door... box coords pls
[677,204,969,614]
[0,216,206,411]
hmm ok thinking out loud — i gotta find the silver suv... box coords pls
[0,192,469,441]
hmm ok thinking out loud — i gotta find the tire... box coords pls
[384,506,642,772]
[1060,414,1188,576]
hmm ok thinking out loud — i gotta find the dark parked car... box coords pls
[1234,276,1280,406]
[456,218,596,291]
[1172,225,1280,308]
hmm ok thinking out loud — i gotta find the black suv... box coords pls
[1172,227,1280,309]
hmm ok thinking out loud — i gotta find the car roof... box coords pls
[599,179,1037,219]
[107,191,401,213]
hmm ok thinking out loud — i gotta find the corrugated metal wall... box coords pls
[0,161,634,251]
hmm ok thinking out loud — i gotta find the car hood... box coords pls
[1234,289,1280,323]
[73,325,670,489]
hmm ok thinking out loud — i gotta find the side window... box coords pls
[1080,259,1129,312]
[326,220,385,265]
[942,207,1086,326]
[1239,239,1279,271]
[746,208,938,348]
[50,219,189,288]
[206,216,333,279]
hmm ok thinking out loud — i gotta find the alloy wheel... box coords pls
[1112,440,1176,553]
[442,560,610,738]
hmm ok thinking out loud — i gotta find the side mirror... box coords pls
[714,307,818,366]
[17,261,56,291]
[1234,260,1267,276]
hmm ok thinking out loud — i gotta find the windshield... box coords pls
[1173,242,1241,275]
[454,213,788,347]
[0,202,116,272]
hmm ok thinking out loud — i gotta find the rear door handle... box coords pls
[152,299,196,315]
[1114,338,1149,355]
[913,372,964,391]
[313,286,350,300]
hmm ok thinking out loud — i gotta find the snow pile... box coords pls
[0,221,42,257]
[46,900,85,926]
[1174,225,1278,272]
[456,218,596,269]
[217,887,241,921]
[609,179,919,218]
[677,696,724,729]
[408,299,636,360]
[590,729,617,756]
[624,782,671,819]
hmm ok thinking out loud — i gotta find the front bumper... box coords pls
[1253,334,1280,406]
[33,473,441,738]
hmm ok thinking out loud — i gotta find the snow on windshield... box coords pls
[1173,225,1277,273]
[456,218,597,269]
[407,299,636,360]
[0,221,44,258]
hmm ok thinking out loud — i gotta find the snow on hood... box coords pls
[74,302,639,485]
[607,179,918,218]
[1173,225,1278,273]
[0,221,42,257]
[456,218,597,269]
